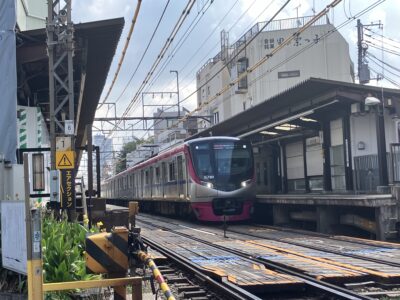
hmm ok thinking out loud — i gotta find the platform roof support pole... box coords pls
[322,121,332,191]
[376,109,389,186]
[303,137,310,192]
[343,114,354,191]
[87,124,93,229]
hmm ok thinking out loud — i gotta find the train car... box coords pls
[102,137,255,221]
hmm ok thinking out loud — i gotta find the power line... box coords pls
[112,0,172,105]
[367,54,400,80]
[366,51,400,73]
[142,0,271,131]
[110,0,197,136]
[365,41,400,56]
[145,0,214,92]
[179,0,276,93]
[364,26,400,45]
[142,0,386,140]
[247,0,387,87]
[138,0,282,135]
[140,0,320,139]
[98,0,142,107]
[369,66,400,88]
[364,34,400,52]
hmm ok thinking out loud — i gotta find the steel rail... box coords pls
[142,236,260,300]
[138,217,373,300]
[226,224,400,269]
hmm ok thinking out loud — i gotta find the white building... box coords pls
[196,16,354,128]
[153,108,197,150]
[16,0,46,31]
[93,134,113,175]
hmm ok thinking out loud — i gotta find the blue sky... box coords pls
[71,0,400,143]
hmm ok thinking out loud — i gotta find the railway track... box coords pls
[137,215,378,300]
[224,224,400,268]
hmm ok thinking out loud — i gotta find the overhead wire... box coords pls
[145,0,214,93]
[365,41,400,56]
[141,0,387,140]
[113,0,172,105]
[143,0,268,135]
[123,0,214,124]
[108,0,197,137]
[136,0,280,139]
[366,51,400,73]
[138,0,300,139]
[247,0,387,86]
[98,0,142,108]
[364,27,400,45]
[369,66,400,88]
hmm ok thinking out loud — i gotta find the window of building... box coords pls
[207,86,210,96]
[213,111,219,125]
[145,170,150,185]
[264,38,274,49]
[243,102,246,111]
[237,58,248,90]
[169,161,176,181]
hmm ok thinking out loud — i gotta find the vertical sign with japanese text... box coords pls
[60,169,75,209]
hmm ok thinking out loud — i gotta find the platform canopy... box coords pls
[16,17,124,161]
[190,77,400,142]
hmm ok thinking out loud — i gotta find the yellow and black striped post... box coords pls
[85,227,130,299]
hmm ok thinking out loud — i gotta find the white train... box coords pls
[102,137,255,221]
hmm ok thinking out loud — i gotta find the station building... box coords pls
[194,16,400,240]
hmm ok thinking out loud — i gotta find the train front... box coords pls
[187,138,255,221]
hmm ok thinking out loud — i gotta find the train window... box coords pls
[256,162,261,185]
[162,162,167,183]
[155,166,160,184]
[169,161,176,181]
[177,156,183,180]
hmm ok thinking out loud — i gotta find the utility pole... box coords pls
[170,70,180,118]
[357,19,363,83]
[47,0,76,215]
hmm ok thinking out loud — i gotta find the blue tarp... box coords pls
[0,0,17,163]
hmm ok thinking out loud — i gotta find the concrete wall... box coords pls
[196,21,354,126]
[350,110,398,158]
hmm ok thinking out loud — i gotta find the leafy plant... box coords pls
[42,213,101,299]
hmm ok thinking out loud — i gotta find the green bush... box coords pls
[42,213,102,299]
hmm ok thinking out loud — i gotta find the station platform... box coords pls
[255,193,399,240]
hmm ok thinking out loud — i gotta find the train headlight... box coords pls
[241,179,252,188]
[201,181,214,189]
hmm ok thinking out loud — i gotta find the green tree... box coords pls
[115,140,138,173]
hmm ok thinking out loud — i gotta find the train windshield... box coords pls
[190,140,254,188]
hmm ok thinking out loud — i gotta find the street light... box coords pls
[365,95,381,106]
[170,70,180,118]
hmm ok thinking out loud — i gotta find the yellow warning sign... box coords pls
[56,151,75,169]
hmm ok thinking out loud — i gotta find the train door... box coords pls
[154,165,161,198]
[149,167,153,198]
[161,161,167,198]
[140,170,144,198]
[177,155,184,199]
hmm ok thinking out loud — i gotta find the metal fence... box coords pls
[353,147,400,192]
